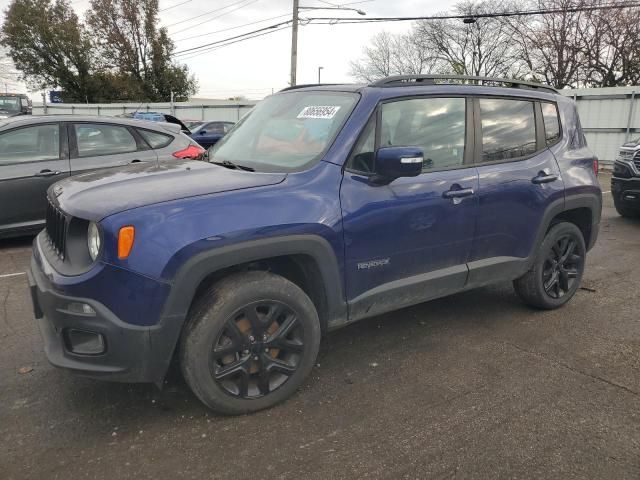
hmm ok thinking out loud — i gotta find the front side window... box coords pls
[380,97,466,171]
[210,91,359,172]
[480,98,536,162]
[0,124,60,165]
[74,123,137,157]
[541,102,561,145]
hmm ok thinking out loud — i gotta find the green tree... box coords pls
[87,0,196,101]
[1,0,98,101]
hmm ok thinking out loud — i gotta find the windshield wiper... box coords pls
[211,160,255,172]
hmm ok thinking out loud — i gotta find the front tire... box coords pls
[514,222,586,310]
[180,271,321,415]
[614,202,639,218]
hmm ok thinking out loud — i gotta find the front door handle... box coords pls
[532,171,559,184]
[443,188,475,199]
[34,169,61,177]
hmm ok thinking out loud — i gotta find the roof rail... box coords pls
[279,83,342,92]
[370,75,558,94]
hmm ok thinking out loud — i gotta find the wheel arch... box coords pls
[147,235,346,386]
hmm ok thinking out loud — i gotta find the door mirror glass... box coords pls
[373,146,423,183]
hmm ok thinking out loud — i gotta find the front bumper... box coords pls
[28,256,161,383]
[611,175,640,210]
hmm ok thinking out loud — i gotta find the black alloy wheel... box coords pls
[513,222,586,310]
[542,235,583,299]
[211,301,304,399]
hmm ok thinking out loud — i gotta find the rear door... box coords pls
[0,122,70,232]
[467,97,565,287]
[68,121,157,175]
[341,96,479,320]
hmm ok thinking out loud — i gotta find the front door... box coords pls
[0,122,70,233]
[341,96,478,321]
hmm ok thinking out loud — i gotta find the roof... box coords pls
[0,114,184,134]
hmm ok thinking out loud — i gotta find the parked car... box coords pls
[0,115,204,238]
[120,111,192,134]
[0,93,32,119]
[189,121,235,152]
[28,76,601,415]
[612,138,640,217]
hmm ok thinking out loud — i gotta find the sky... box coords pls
[0,0,459,99]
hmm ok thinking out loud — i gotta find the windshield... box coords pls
[0,96,21,112]
[209,91,359,172]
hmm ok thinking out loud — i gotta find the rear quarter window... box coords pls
[541,102,561,146]
[137,129,173,149]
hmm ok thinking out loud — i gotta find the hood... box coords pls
[51,159,286,220]
[621,141,640,149]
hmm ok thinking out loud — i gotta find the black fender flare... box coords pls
[531,192,602,266]
[147,235,346,386]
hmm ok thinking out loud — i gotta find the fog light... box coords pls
[66,302,96,316]
[63,329,106,355]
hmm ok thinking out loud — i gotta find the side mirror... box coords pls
[372,146,424,184]
[199,130,207,135]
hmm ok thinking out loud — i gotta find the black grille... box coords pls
[45,199,68,259]
[634,151,640,170]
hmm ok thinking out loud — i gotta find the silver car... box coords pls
[0,115,204,238]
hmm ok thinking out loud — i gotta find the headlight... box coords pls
[87,222,101,261]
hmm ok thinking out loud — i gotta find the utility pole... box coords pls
[290,0,299,86]
[170,90,175,116]
[318,66,323,84]
[41,92,47,115]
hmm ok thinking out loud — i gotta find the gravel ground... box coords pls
[1,172,638,479]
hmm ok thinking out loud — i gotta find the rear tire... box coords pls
[180,271,321,415]
[514,222,586,310]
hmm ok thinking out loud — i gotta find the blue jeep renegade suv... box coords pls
[28,75,602,414]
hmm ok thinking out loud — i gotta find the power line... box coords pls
[165,0,254,29]
[175,24,292,61]
[159,0,193,12]
[171,1,640,60]
[173,20,292,56]
[170,0,260,35]
[302,1,640,24]
[174,13,291,42]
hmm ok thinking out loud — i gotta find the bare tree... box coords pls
[507,0,588,88]
[579,1,640,87]
[414,0,522,78]
[349,30,438,82]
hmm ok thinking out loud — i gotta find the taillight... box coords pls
[173,144,205,160]
[593,157,599,176]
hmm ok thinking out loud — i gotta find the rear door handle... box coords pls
[532,172,559,184]
[34,169,61,177]
[443,188,475,199]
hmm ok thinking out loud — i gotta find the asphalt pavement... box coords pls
[1,173,639,479]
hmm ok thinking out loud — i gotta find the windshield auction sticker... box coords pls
[297,106,341,119]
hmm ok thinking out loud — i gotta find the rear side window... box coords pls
[0,124,60,165]
[137,128,173,149]
[541,103,561,145]
[479,98,536,162]
[380,97,466,171]
[74,123,137,157]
